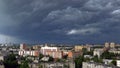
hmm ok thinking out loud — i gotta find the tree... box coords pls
[20,61,29,68]
[4,54,19,68]
[48,56,54,62]
[92,55,103,63]
[84,57,90,62]
[74,56,84,68]
[101,51,115,59]
[111,60,116,66]
[39,54,44,60]
[82,48,87,54]
[39,64,43,68]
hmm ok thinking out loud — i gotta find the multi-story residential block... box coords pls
[74,45,91,52]
[93,49,103,58]
[104,42,116,48]
[32,45,41,50]
[45,51,63,59]
[74,45,84,52]
[40,45,64,59]
[82,62,120,68]
[0,56,5,61]
[109,50,120,54]
[110,42,116,48]
[117,60,120,67]
[20,43,27,50]
[68,51,83,59]
[40,45,59,55]
[103,59,113,65]
[19,50,39,56]
[105,42,110,48]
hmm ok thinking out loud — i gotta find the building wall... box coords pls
[93,50,103,58]
[117,60,120,67]
[19,50,39,57]
[82,62,118,68]
[46,51,63,59]
[0,56,4,61]
[41,46,59,55]
[20,43,26,50]
[74,46,84,52]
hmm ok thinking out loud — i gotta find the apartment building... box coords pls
[82,62,120,68]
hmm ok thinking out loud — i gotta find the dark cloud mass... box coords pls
[0,0,120,44]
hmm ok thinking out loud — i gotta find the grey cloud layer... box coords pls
[0,0,120,44]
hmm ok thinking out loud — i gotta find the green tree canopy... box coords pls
[20,61,29,68]
[111,60,116,66]
[4,54,19,68]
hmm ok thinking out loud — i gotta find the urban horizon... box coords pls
[0,0,120,44]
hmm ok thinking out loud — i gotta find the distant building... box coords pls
[84,55,93,59]
[110,42,116,48]
[41,45,59,55]
[45,63,64,68]
[19,50,39,57]
[68,51,83,59]
[74,45,84,52]
[45,51,63,59]
[105,42,116,48]
[109,50,120,54]
[82,62,120,68]
[40,45,64,58]
[117,60,120,67]
[105,42,110,48]
[93,49,103,58]
[41,57,49,61]
[103,59,113,65]
[0,56,5,61]
[74,45,91,52]
[32,45,41,50]
[20,43,27,50]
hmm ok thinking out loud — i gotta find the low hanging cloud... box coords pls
[111,9,120,14]
[67,28,100,35]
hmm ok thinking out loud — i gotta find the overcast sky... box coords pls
[0,0,120,44]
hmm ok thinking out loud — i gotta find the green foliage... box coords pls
[84,57,90,62]
[20,61,29,68]
[111,60,116,66]
[101,51,115,59]
[82,48,93,56]
[4,54,19,68]
[82,48,87,53]
[64,64,69,68]
[74,56,84,68]
[92,55,103,63]
[39,64,43,68]
[83,51,93,56]
[39,54,44,60]
[48,56,54,62]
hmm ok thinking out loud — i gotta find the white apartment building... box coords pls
[82,62,120,68]
[117,60,120,67]
[93,49,103,58]
[19,50,39,57]
[40,45,59,55]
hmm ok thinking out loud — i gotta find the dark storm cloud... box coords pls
[1,0,120,44]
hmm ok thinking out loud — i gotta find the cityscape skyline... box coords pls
[0,0,120,44]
